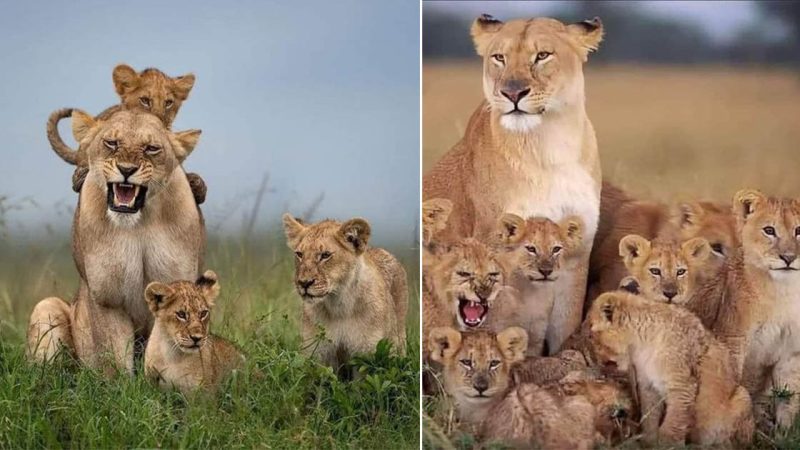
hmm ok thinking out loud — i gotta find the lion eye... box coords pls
[294,251,303,259]
[763,226,776,237]
[319,251,332,261]
[139,97,151,108]
[649,268,661,276]
[676,268,687,276]
[144,145,162,155]
[165,99,174,109]
[489,360,501,369]
[710,243,724,255]
[491,54,505,64]
[535,51,552,62]
[552,246,563,255]
[103,139,118,151]
[176,311,187,321]
[459,359,473,368]
[488,272,500,279]
[199,310,209,320]
[456,271,472,278]
[795,227,800,237]
[525,245,538,255]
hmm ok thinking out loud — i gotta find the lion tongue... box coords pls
[114,184,137,206]
[463,301,485,323]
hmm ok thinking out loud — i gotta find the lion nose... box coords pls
[118,165,138,180]
[663,289,678,301]
[539,268,553,278]
[190,335,202,344]
[501,87,530,105]
[298,279,315,290]
[780,254,797,266]
[473,376,489,394]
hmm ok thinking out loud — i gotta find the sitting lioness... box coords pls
[26,109,204,375]
[144,270,244,394]
[282,214,408,375]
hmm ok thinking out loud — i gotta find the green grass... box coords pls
[0,232,420,449]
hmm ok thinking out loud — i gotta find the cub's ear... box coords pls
[422,198,453,244]
[733,189,766,223]
[560,216,584,250]
[471,14,504,57]
[144,282,174,313]
[282,213,306,248]
[618,276,640,295]
[497,213,525,245]
[172,129,202,162]
[196,270,220,305]
[674,202,705,231]
[496,327,528,364]
[339,218,371,255]
[682,237,711,263]
[566,17,604,61]
[429,327,462,363]
[618,234,651,270]
[112,64,140,96]
[71,109,98,143]
[172,73,196,101]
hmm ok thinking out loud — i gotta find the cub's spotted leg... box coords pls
[26,296,73,362]
[71,167,89,193]
[658,379,696,444]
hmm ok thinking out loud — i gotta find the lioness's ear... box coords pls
[172,73,196,101]
[566,17,603,61]
[497,213,525,245]
[619,276,640,295]
[496,327,527,364]
[429,327,462,363]
[71,109,97,143]
[172,129,202,162]
[675,202,705,230]
[196,270,220,305]
[339,218,371,255]
[112,64,140,96]
[560,216,584,250]
[682,237,711,263]
[618,234,651,270]
[471,14,504,57]
[422,198,453,245]
[733,189,766,223]
[144,282,174,313]
[282,213,306,248]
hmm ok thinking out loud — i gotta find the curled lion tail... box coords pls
[46,108,79,165]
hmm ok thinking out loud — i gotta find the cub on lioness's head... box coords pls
[428,326,527,425]
[144,271,245,394]
[282,214,408,376]
[46,64,206,202]
[588,291,754,446]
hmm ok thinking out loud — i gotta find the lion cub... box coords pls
[282,214,408,375]
[46,64,206,202]
[144,271,244,394]
[589,291,754,446]
[495,213,583,355]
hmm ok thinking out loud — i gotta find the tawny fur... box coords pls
[27,109,205,375]
[423,16,605,353]
[144,271,244,395]
[282,214,408,375]
[26,297,73,362]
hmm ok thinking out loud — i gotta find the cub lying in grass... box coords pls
[144,270,244,394]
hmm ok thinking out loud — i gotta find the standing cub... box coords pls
[282,214,408,375]
[144,271,244,394]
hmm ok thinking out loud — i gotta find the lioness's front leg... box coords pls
[772,355,800,429]
[546,256,588,353]
[71,298,135,377]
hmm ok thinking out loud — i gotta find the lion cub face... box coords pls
[429,327,527,406]
[586,293,640,372]
[430,239,509,329]
[734,190,800,276]
[619,235,711,305]
[282,214,372,305]
[145,270,220,354]
[71,109,201,219]
[113,64,195,128]
[470,15,603,132]
[497,214,583,283]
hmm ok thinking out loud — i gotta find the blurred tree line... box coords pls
[423,1,800,66]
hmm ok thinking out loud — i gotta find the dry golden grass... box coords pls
[423,61,800,203]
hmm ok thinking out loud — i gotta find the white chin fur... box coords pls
[107,210,142,228]
[500,114,542,133]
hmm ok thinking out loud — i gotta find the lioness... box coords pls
[144,270,244,394]
[282,214,408,375]
[496,213,583,356]
[27,109,204,374]
[424,15,605,353]
[46,64,206,203]
[589,291,754,446]
[714,189,800,429]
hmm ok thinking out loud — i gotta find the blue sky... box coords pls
[0,0,420,242]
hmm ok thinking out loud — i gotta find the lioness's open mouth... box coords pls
[458,296,488,327]
[107,183,147,214]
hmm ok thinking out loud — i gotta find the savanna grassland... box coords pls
[0,224,420,448]
[422,62,800,449]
